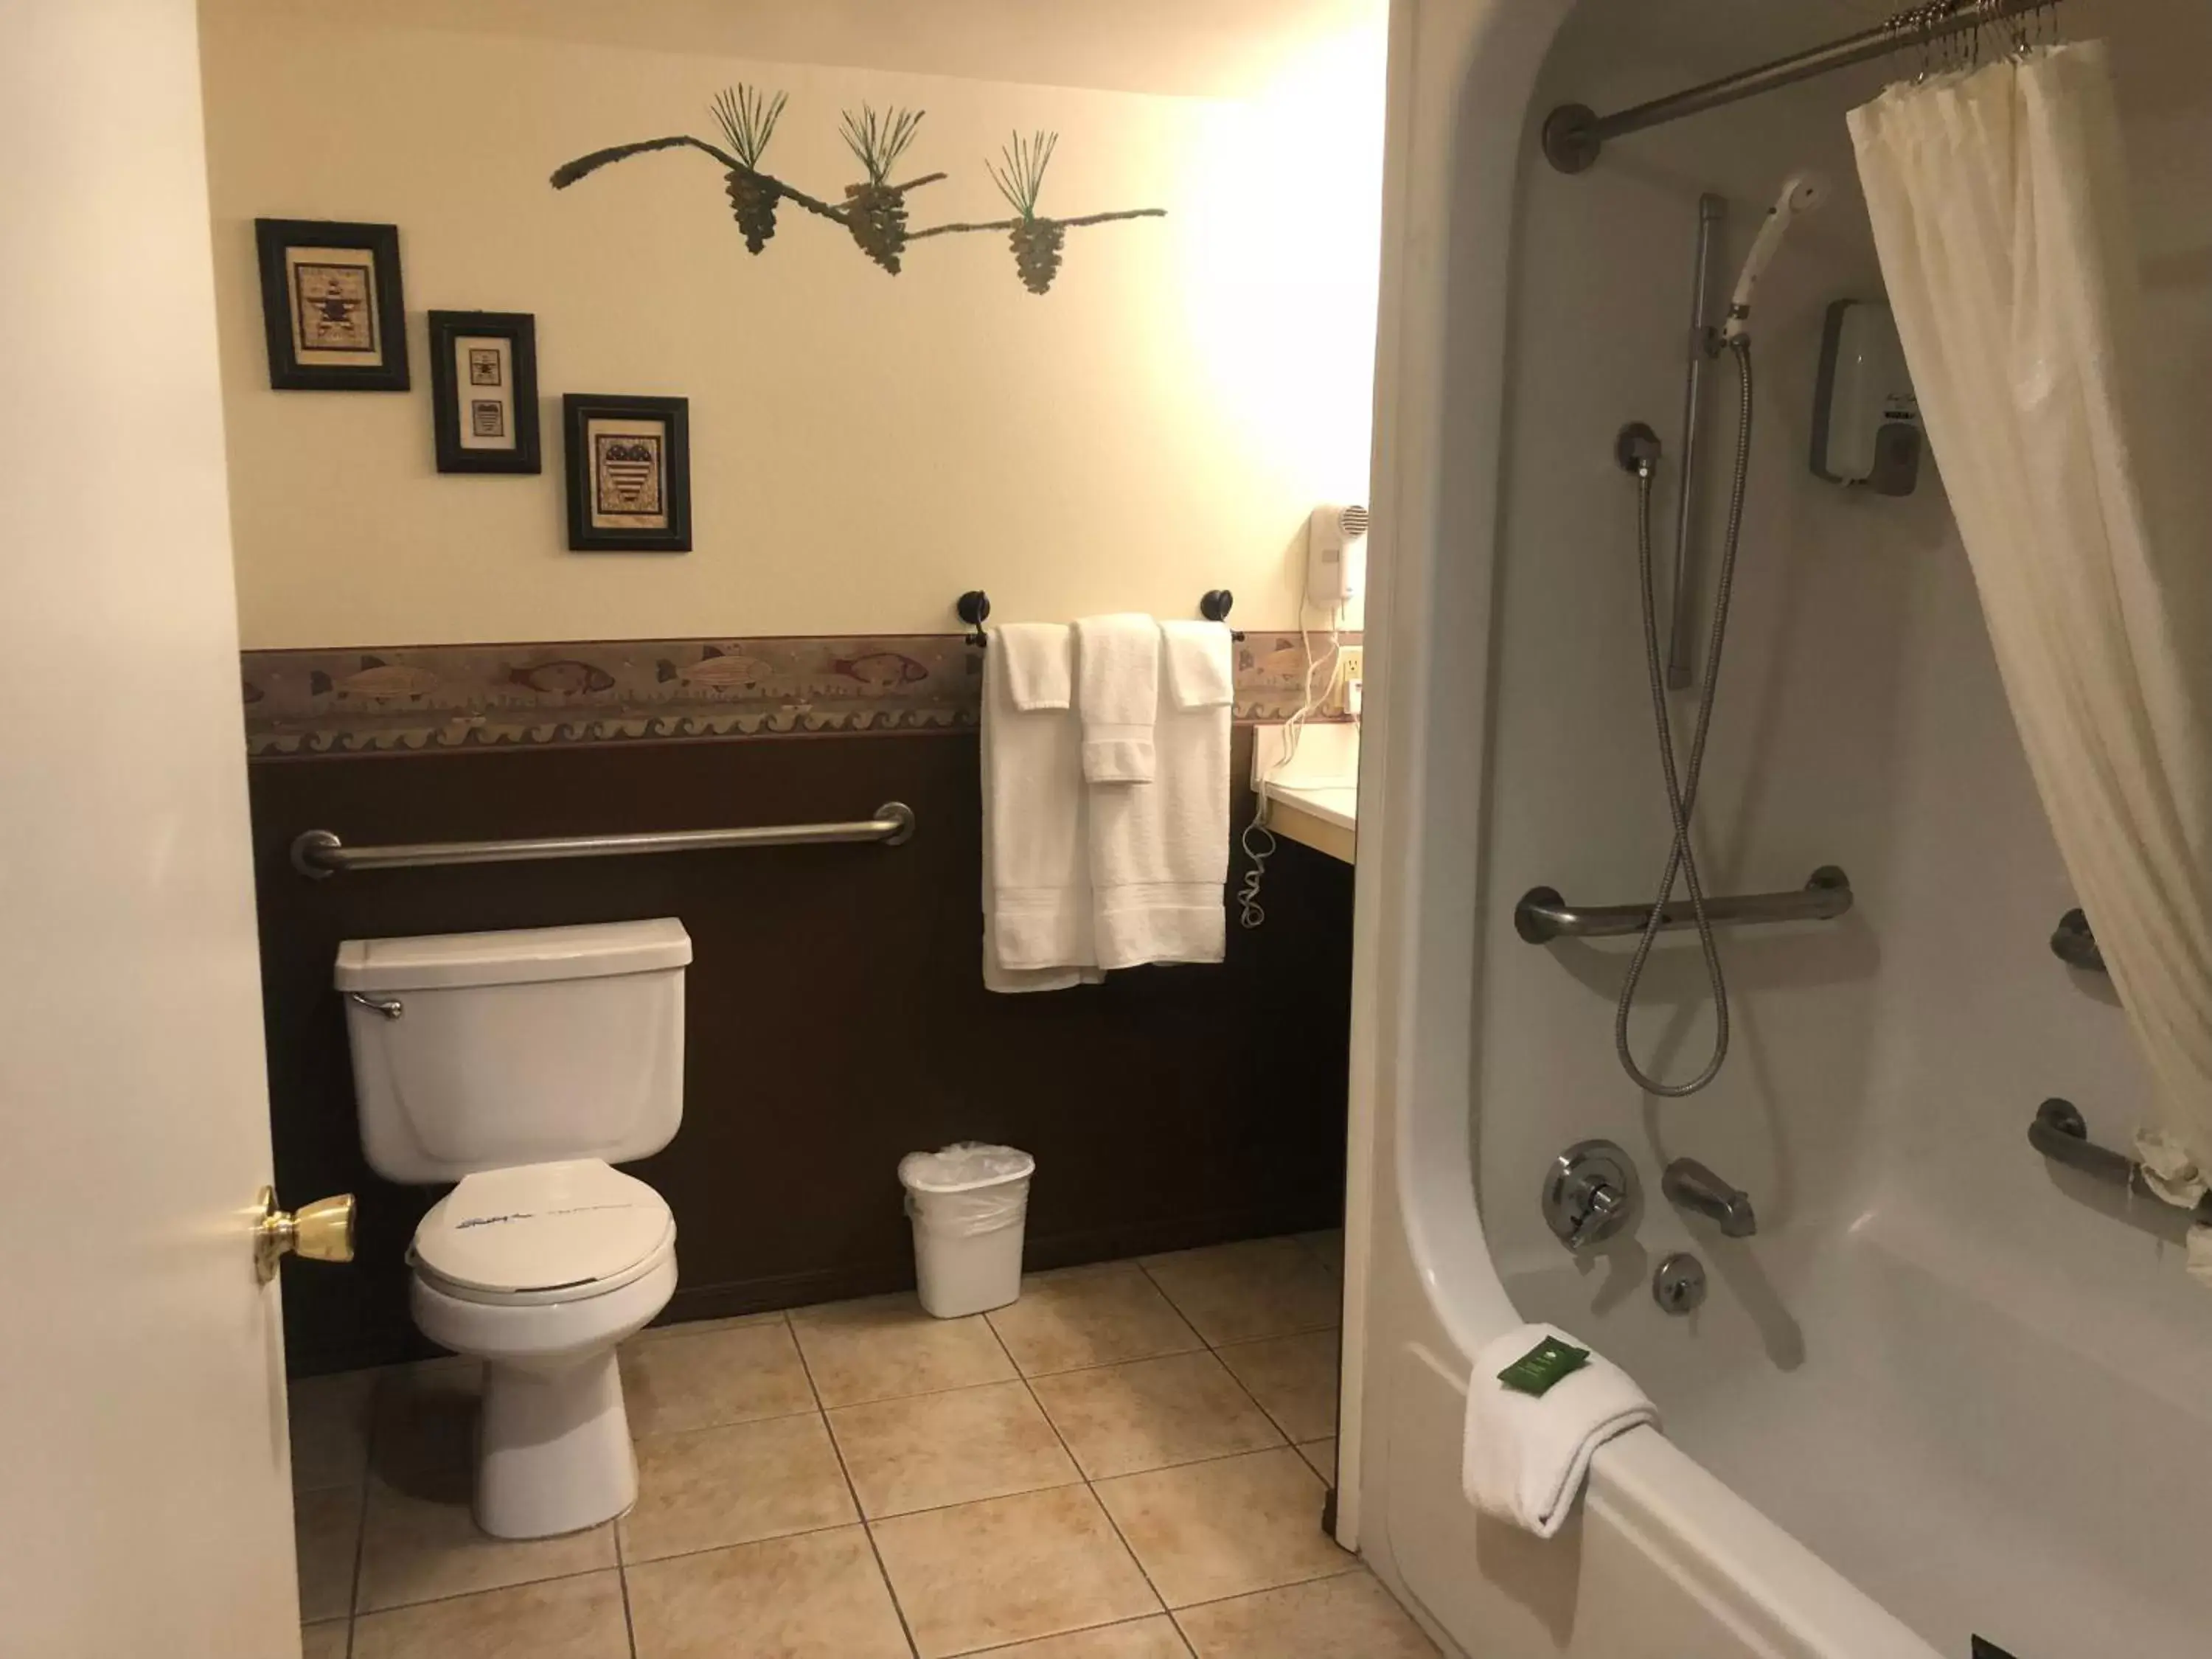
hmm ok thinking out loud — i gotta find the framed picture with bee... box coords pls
[253,218,408,391]
[428,311,539,474]
[562,393,691,552]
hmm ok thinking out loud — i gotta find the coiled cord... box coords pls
[1613,337,1754,1098]
[1237,818,1276,928]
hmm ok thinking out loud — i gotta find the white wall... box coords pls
[198,0,1386,648]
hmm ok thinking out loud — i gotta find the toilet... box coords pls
[335,918,691,1540]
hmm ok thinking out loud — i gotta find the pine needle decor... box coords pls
[987,130,1065,295]
[712,85,787,253]
[839,104,925,273]
[550,90,1164,293]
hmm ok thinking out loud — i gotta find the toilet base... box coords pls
[408,1249,678,1542]
[475,1350,636,1539]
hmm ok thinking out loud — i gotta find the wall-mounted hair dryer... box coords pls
[1720,170,1829,342]
[1306,503,1369,610]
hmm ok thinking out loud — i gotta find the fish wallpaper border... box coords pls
[242,632,1357,757]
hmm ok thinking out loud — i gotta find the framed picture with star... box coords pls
[562,393,691,552]
[253,218,409,392]
[428,310,539,474]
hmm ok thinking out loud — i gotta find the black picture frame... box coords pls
[562,394,692,552]
[254,218,409,392]
[428,311,540,474]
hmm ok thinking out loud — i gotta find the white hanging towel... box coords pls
[981,623,1100,992]
[1088,621,1231,970]
[1462,1323,1658,1539]
[1073,613,1161,784]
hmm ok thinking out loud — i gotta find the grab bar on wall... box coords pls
[290,802,917,879]
[2029,1096,2212,1222]
[1514,866,1852,945]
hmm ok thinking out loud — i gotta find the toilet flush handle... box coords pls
[347,991,404,1019]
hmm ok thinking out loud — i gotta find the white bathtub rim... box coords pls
[1402,1341,1940,1658]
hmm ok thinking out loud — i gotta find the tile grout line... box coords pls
[337,1374,386,1658]
[977,1300,1196,1644]
[987,1310,1180,1630]
[790,1324,922,1659]
[613,1478,640,1659]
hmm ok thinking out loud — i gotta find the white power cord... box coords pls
[1237,601,1342,929]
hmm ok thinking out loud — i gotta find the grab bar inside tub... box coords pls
[1514,865,1851,945]
[2028,1097,2212,1222]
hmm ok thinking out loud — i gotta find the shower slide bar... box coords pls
[2030,1097,2212,1222]
[1514,865,1851,945]
[1543,0,2070,174]
[290,803,916,879]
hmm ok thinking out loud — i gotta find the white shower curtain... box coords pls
[1849,43,2212,1244]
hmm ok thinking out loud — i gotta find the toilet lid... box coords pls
[413,1159,672,1295]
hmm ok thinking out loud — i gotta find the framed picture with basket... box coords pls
[561,393,691,552]
[428,311,539,474]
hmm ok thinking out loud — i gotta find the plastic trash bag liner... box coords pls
[899,1142,1034,1235]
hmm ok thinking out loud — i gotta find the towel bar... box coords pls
[291,802,916,878]
[1514,865,1851,945]
[2029,1096,2212,1222]
[954,591,1245,645]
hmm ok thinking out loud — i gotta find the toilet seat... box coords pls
[411,1158,675,1307]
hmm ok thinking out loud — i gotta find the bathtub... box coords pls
[1344,0,2210,1654]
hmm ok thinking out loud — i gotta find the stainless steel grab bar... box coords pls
[291,801,916,878]
[1514,865,1851,945]
[2029,1097,2212,1222]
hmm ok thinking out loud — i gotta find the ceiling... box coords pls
[348,0,1388,100]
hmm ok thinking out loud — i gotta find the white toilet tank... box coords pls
[335,918,690,1183]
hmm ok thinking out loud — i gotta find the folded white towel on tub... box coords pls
[1074,613,1161,784]
[1463,1322,1658,1539]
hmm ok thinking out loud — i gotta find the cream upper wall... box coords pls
[198,1,1385,648]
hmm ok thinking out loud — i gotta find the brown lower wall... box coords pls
[250,726,1353,1376]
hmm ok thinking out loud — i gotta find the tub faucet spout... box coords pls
[1662,1158,1757,1237]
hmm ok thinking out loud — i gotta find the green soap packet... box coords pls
[1497,1335,1590,1397]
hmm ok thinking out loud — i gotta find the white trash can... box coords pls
[899,1143,1034,1318]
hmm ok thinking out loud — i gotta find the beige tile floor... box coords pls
[289,1231,1442,1658]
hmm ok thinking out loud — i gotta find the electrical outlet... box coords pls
[1332,646,1365,716]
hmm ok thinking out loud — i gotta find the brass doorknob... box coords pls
[254,1186,356,1284]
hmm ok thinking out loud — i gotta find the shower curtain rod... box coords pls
[1543,0,2067,173]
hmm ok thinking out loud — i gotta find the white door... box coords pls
[0,2,302,1655]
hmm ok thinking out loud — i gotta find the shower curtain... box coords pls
[1849,43,2212,1256]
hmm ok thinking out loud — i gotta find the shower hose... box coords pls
[1615,336,1754,1098]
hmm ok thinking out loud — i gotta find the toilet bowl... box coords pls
[335,919,693,1541]
[406,1158,677,1538]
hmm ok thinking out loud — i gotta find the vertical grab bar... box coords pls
[1667,193,1728,690]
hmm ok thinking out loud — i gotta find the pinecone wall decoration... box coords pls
[987,131,1067,295]
[711,85,787,254]
[838,105,925,275]
[549,96,1166,293]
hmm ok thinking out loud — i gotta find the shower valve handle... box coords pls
[1566,1182,1626,1251]
[1541,1139,1642,1253]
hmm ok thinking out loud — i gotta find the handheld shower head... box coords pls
[1720,169,1829,342]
